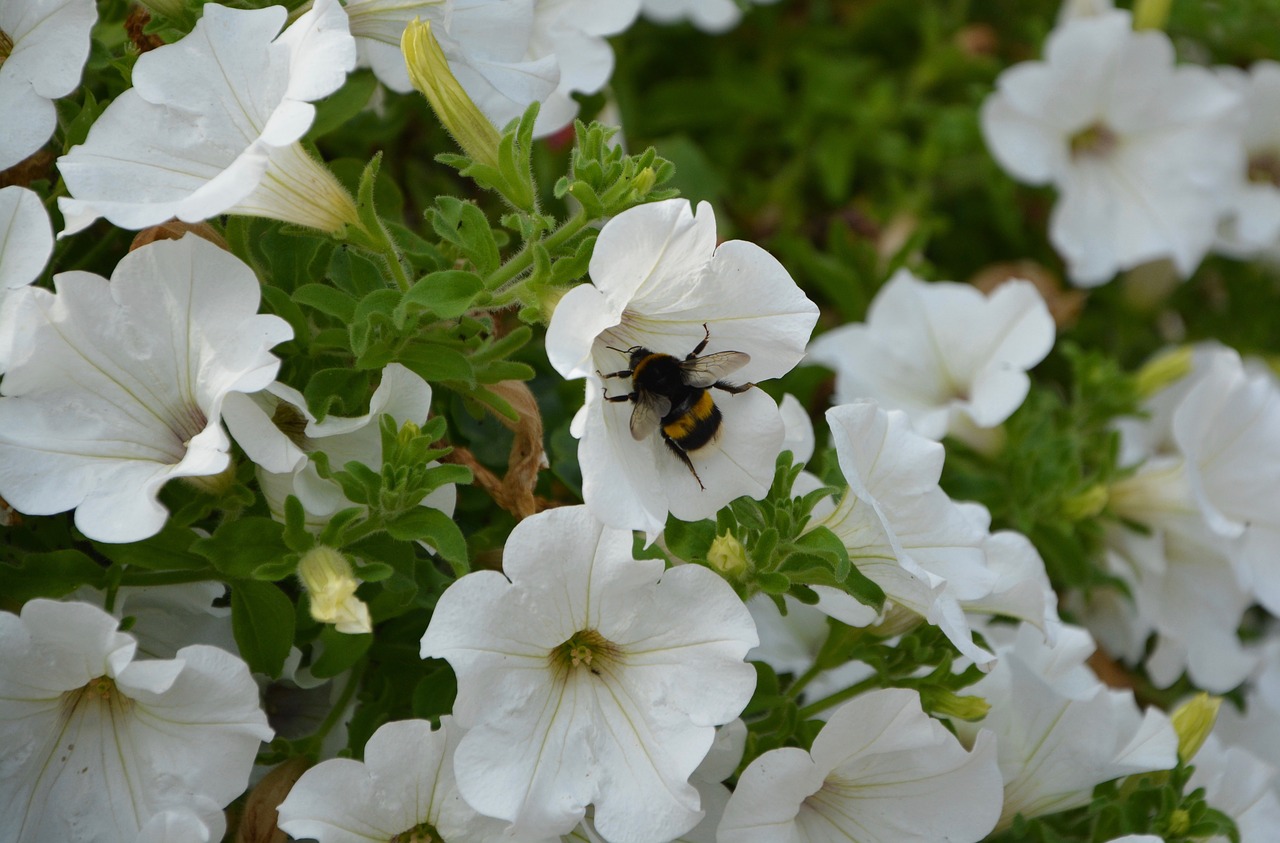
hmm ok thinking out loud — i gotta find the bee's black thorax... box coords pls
[629,351,723,452]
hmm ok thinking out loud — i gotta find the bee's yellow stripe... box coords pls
[663,391,716,440]
[631,354,660,380]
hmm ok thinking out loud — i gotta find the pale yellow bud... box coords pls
[298,546,373,634]
[923,689,991,722]
[707,532,748,577]
[1062,483,1110,521]
[402,19,501,171]
[1133,0,1172,30]
[1135,347,1193,398]
[1171,692,1221,763]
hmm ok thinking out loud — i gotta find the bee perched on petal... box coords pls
[600,325,752,489]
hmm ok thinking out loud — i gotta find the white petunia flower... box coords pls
[0,0,96,170]
[527,0,640,135]
[807,271,1055,442]
[277,717,529,843]
[546,199,818,540]
[347,0,558,129]
[0,234,292,543]
[981,11,1244,286]
[0,185,53,371]
[813,401,998,666]
[0,599,273,843]
[639,0,780,34]
[1216,61,1280,257]
[955,622,1178,831]
[718,688,1003,843]
[223,362,455,527]
[57,0,359,236]
[1087,345,1280,689]
[420,505,758,843]
[71,581,237,660]
[1187,734,1280,843]
[956,502,1061,643]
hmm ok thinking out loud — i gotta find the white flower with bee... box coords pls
[546,199,818,540]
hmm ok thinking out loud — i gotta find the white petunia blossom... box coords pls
[0,185,53,371]
[527,0,641,135]
[1187,734,1280,843]
[546,199,818,540]
[71,581,237,660]
[807,271,1055,442]
[420,505,758,843]
[0,234,292,543]
[277,717,530,843]
[954,622,1178,831]
[717,688,1003,843]
[640,0,780,34]
[1083,345,1280,689]
[812,401,999,666]
[222,362,455,527]
[0,0,96,170]
[0,599,273,843]
[981,10,1244,286]
[57,0,359,236]
[1216,61,1280,257]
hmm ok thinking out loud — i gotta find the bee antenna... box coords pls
[605,344,631,355]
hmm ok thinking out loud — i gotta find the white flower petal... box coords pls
[0,0,97,169]
[0,235,291,542]
[0,186,53,291]
[421,506,757,842]
[0,600,271,843]
[57,0,356,234]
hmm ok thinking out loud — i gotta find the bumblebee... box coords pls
[600,325,752,489]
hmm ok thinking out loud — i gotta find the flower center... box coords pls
[1248,151,1280,187]
[389,823,442,843]
[272,401,310,448]
[62,676,131,719]
[0,29,13,64]
[1070,122,1119,159]
[552,629,621,677]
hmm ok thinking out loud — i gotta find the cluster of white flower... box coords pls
[4,0,1280,842]
[982,6,1280,286]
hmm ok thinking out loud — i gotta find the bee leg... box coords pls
[662,436,706,490]
[603,389,637,403]
[597,368,634,380]
[687,323,712,359]
[713,380,755,394]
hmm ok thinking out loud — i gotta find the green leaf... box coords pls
[192,517,291,580]
[230,580,296,677]
[309,625,372,678]
[397,344,475,386]
[93,525,206,571]
[384,508,469,573]
[0,551,105,601]
[398,270,484,322]
[663,518,717,562]
[305,368,371,421]
[429,197,501,275]
[294,284,358,322]
[307,70,378,139]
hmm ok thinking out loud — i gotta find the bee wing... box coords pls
[629,392,671,441]
[680,351,750,388]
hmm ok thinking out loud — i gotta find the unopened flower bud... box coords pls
[397,420,421,448]
[1133,0,1172,30]
[921,689,991,722]
[1062,483,1109,521]
[707,532,748,577]
[631,167,657,198]
[1135,347,1193,398]
[402,19,501,171]
[298,546,373,634]
[1171,692,1221,763]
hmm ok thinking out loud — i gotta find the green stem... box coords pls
[785,661,827,700]
[345,218,412,292]
[486,209,591,305]
[797,674,882,720]
[115,568,221,588]
[309,658,365,751]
